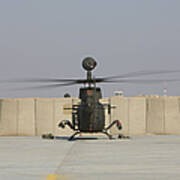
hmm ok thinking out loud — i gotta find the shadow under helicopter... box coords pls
[55,136,99,141]
[42,133,130,141]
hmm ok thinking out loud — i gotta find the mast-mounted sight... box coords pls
[82,57,97,71]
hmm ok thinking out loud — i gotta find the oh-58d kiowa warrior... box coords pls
[4,57,180,140]
[58,57,123,140]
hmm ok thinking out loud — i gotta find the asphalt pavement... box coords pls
[0,135,180,180]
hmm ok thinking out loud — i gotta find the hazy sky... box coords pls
[0,0,180,98]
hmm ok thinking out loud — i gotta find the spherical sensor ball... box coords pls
[82,57,97,71]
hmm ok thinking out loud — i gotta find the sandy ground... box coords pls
[0,135,180,180]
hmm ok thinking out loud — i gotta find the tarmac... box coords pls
[0,135,180,180]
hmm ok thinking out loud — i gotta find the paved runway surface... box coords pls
[0,135,180,180]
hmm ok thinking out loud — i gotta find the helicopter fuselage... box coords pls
[77,87,105,132]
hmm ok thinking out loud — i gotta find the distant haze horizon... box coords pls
[0,0,180,98]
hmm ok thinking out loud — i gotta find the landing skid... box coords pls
[59,119,126,141]
[68,131,81,141]
[102,131,113,139]
[68,131,113,141]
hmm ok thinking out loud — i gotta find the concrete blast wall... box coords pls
[110,97,129,135]
[146,97,180,135]
[164,97,180,134]
[0,98,75,136]
[0,96,180,136]
[128,97,146,135]
[54,98,75,136]
[0,99,35,136]
[110,97,146,135]
[18,99,35,136]
[146,97,165,134]
[0,99,17,136]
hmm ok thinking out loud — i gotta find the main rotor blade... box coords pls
[2,70,180,85]
[0,78,80,83]
[0,78,101,85]
[102,79,180,84]
[101,70,180,80]
[11,82,77,91]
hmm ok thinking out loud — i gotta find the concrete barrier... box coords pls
[146,97,165,134]
[1,96,180,136]
[128,97,146,135]
[35,98,54,136]
[17,98,35,136]
[110,96,129,135]
[110,96,146,135]
[54,98,74,136]
[0,99,18,136]
[164,97,180,134]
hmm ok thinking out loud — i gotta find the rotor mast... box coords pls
[87,71,92,87]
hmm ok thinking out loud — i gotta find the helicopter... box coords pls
[3,57,180,140]
[58,57,123,140]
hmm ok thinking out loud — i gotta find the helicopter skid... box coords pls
[59,120,124,140]
[68,129,121,141]
[68,131,113,141]
[105,120,122,131]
